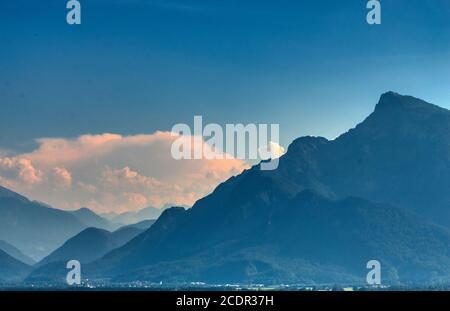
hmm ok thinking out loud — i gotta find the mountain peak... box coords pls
[376,91,418,110]
[380,90,403,100]
[374,91,448,115]
[72,207,96,215]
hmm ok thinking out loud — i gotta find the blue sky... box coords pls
[1,0,449,151]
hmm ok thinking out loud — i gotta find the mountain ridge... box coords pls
[36,225,145,267]
[77,92,450,284]
[0,240,35,266]
[0,249,31,282]
[70,207,119,231]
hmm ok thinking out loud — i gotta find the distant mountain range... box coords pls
[27,222,156,283]
[101,206,169,225]
[77,92,450,285]
[0,186,87,261]
[0,186,147,261]
[0,249,31,283]
[115,219,156,232]
[69,208,120,231]
[0,240,35,266]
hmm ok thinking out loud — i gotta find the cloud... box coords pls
[268,141,286,159]
[0,157,43,185]
[0,132,248,213]
[259,141,286,160]
[51,167,72,188]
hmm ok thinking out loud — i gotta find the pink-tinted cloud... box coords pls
[0,157,44,185]
[51,167,72,188]
[0,132,248,213]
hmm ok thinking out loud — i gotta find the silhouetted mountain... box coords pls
[27,224,149,284]
[84,191,450,285]
[70,207,119,231]
[102,205,168,225]
[36,225,146,267]
[314,92,450,226]
[0,187,87,261]
[74,92,450,285]
[0,249,31,282]
[0,240,35,266]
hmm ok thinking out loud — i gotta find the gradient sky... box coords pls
[1,0,449,151]
[0,0,449,212]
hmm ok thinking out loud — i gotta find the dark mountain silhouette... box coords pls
[0,249,31,282]
[0,240,35,266]
[70,207,119,231]
[36,225,146,267]
[0,185,156,277]
[66,92,450,285]
[82,191,450,285]
[0,187,87,261]
[315,92,450,226]
[27,225,147,283]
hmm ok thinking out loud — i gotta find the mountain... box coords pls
[0,185,28,202]
[102,206,168,225]
[0,187,87,261]
[0,240,35,266]
[71,92,450,285]
[0,249,31,282]
[70,207,119,231]
[35,225,146,268]
[27,225,150,283]
[83,190,450,285]
[313,92,450,226]
[115,219,156,232]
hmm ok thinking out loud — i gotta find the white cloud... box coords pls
[259,141,286,160]
[0,132,248,213]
